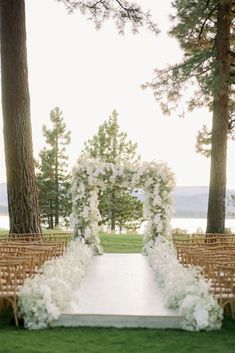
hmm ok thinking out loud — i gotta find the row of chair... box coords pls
[172,233,235,320]
[0,232,72,326]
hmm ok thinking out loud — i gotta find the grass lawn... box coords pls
[0,229,8,237]
[99,232,143,253]
[1,232,235,353]
[0,319,235,353]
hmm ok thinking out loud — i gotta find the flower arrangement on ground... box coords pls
[18,239,92,329]
[146,236,223,331]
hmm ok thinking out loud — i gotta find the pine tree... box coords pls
[0,0,41,234]
[114,191,144,233]
[144,0,235,233]
[81,109,143,232]
[195,125,212,158]
[36,107,71,229]
[83,110,140,164]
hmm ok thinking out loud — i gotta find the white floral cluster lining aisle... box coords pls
[18,240,92,329]
[146,236,223,331]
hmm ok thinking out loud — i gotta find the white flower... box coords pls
[146,236,223,331]
[70,158,175,252]
[82,206,89,220]
[18,239,92,329]
[84,226,92,238]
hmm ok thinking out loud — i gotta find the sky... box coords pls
[0,0,235,188]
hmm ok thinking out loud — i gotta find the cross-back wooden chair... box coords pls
[0,260,28,326]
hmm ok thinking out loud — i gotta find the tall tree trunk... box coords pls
[111,190,116,231]
[55,132,59,226]
[111,210,116,231]
[0,0,41,234]
[49,202,54,229]
[206,0,231,233]
[50,215,54,230]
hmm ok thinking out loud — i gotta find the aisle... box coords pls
[51,254,183,329]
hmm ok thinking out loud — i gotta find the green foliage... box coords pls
[81,110,143,231]
[113,191,144,233]
[99,188,145,233]
[195,124,212,158]
[57,0,159,35]
[82,109,140,164]
[143,0,235,114]
[36,107,72,229]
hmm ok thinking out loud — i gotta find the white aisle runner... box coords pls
[51,254,183,329]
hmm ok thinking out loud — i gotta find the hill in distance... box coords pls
[136,186,235,219]
[1,183,235,218]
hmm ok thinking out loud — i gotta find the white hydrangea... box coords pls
[146,236,223,331]
[82,205,89,220]
[18,239,92,329]
[70,158,175,252]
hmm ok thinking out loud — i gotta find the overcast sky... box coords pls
[0,0,234,188]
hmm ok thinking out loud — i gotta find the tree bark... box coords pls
[0,0,41,233]
[111,190,116,231]
[50,205,54,229]
[55,130,59,227]
[206,0,231,233]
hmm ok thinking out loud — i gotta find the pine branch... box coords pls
[87,0,108,9]
[198,2,219,42]
[56,0,159,33]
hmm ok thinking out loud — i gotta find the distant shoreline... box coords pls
[173,215,235,219]
[1,214,235,220]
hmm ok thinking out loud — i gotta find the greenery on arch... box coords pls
[70,158,175,254]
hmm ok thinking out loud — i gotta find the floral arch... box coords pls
[70,158,175,254]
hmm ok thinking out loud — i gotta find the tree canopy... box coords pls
[81,110,143,231]
[143,0,234,114]
[82,109,140,164]
[36,107,72,229]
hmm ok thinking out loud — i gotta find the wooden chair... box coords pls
[1,253,36,278]
[9,233,43,242]
[214,264,235,319]
[43,232,72,251]
[0,260,28,326]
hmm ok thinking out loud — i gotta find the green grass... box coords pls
[0,229,73,240]
[0,229,8,237]
[0,319,235,353]
[99,232,143,253]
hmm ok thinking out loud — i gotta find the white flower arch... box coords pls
[70,158,175,254]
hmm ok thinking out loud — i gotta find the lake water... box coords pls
[1,215,235,233]
[0,215,10,230]
[171,218,235,233]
